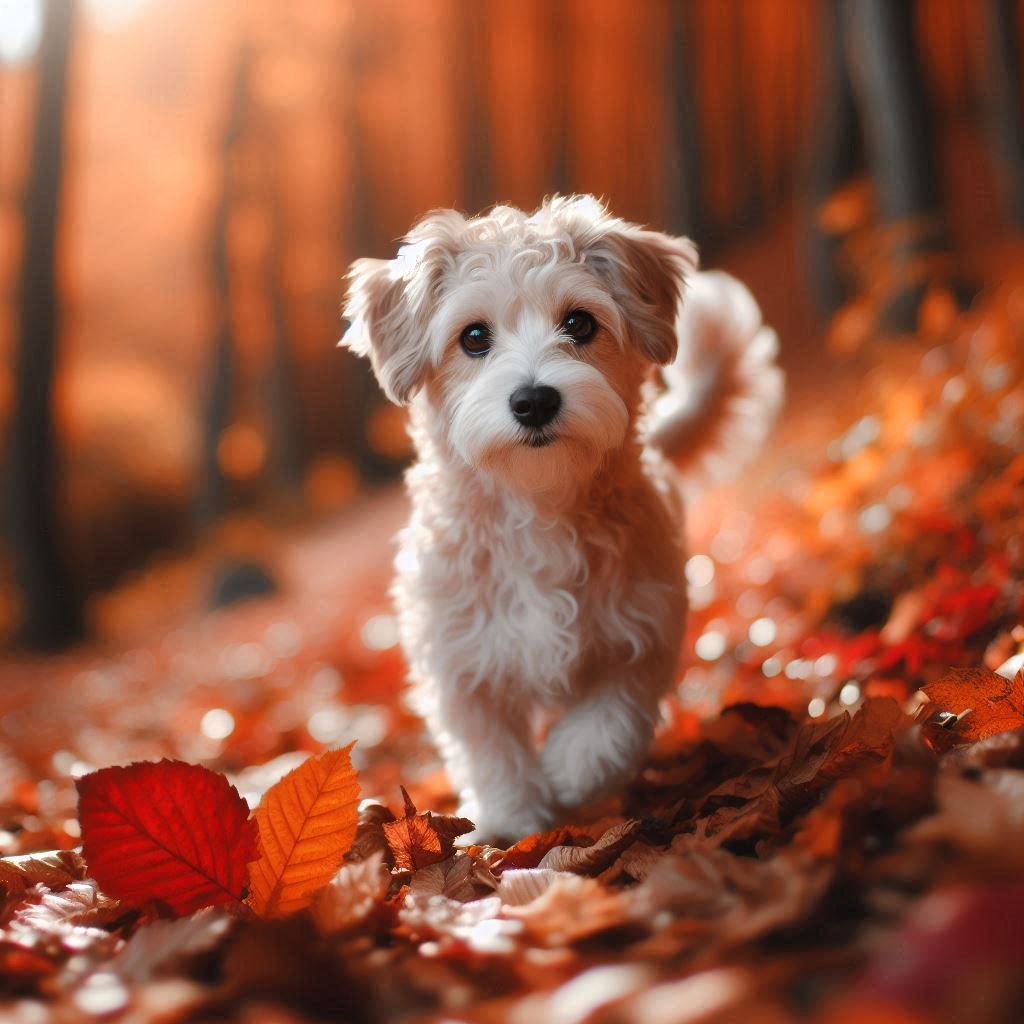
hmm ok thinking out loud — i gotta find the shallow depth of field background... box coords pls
[0,0,1022,652]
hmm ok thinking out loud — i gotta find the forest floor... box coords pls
[2,235,1024,1022]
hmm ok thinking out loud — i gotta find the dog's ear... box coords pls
[543,196,697,365]
[585,225,697,365]
[341,211,464,404]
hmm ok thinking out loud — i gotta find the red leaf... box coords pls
[77,760,259,916]
[921,669,1024,743]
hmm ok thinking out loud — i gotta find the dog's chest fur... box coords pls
[396,450,685,707]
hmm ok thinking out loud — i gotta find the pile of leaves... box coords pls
[3,667,1024,1022]
[1,275,1023,1021]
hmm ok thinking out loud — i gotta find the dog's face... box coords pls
[342,196,696,496]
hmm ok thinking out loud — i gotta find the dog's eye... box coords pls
[460,323,492,357]
[561,309,597,343]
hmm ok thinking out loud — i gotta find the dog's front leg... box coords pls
[539,678,661,811]
[427,687,557,845]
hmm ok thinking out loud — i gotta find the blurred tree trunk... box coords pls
[263,134,304,502]
[664,1,703,241]
[804,0,863,315]
[844,0,955,330]
[342,7,393,484]
[844,0,942,227]
[6,0,83,650]
[458,0,494,215]
[984,0,1024,228]
[196,48,251,530]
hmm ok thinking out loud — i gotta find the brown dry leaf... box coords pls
[399,893,521,954]
[600,841,666,883]
[382,788,474,873]
[952,726,1024,770]
[505,964,657,1024]
[630,839,833,949]
[311,851,390,933]
[774,713,853,795]
[0,938,59,986]
[112,907,231,983]
[7,880,123,958]
[409,853,478,902]
[496,868,574,907]
[611,968,763,1024]
[504,874,627,946]
[346,802,396,864]
[248,744,361,918]
[921,668,1024,742]
[812,697,907,787]
[537,819,642,874]
[499,818,622,871]
[206,915,374,1018]
[907,770,1024,873]
[696,785,782,846]
[0,850,87,903]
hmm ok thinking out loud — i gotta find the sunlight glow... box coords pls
[83,0,150,30]
[0,0,42,64]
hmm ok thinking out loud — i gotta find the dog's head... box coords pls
[342,196,696,496]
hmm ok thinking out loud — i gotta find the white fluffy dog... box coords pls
[342,196,783,844]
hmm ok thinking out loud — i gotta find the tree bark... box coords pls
[664,1,703,241]
[6,0,83,650]
[196,48,252,530]
[984,0,1024,228]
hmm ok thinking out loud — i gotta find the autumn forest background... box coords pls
[1,2,1024,1022]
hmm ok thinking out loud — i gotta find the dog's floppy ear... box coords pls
[544,196,697,365]
[341,211,464,405]
[586,225,697,365]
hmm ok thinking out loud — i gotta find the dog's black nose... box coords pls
[509,385,561,428]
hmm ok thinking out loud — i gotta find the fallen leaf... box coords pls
[112,907,231,983]
[505,874,627,945]
[399,892,519,954]
[505,964,656,1024]
[498,819,622,871]
[0,940,58,986]
[311,851,390,933]
[346,801,396,864]
[409,853,478,902]
[630,838,832,947]
[907,770,1024,874]
[77,761,258,915]
[496,868,572,907]
[383,788,474,873]
[921,668,1024,742]
[8,880,123,958]
[537,820,641,874]
[600,841,666,884]
[248,744,361,917]
[0,849,87,902]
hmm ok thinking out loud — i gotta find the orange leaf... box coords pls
[382,788,474,872]
[921,669,1024,742]
[247,745,360,917]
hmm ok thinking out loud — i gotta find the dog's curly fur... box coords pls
[342,196,783,843]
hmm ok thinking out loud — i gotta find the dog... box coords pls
[342,196,783,844]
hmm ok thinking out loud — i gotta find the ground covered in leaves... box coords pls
[2,276,1024,1022]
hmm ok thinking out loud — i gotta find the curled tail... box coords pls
[646,270,785,493]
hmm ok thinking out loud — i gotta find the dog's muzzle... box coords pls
[509,385,561,429]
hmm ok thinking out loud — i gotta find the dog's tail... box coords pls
[645,270,784,493]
